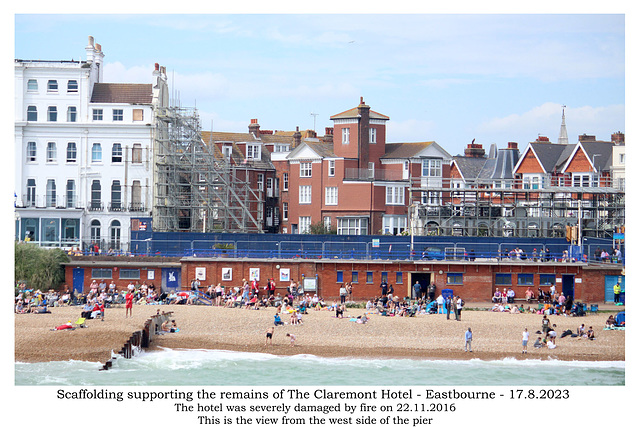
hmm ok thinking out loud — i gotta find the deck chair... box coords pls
[590,304,599,314]
[74,317,87,328]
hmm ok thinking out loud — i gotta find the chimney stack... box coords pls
[293,126,302,148]
[579,134,596,143]
[249,119,260,137]
[507,142,518,150]
[611,132,625,144]
[464,142,485,158]
[323,127,334,143]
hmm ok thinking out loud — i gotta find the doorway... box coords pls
[561,274,575,299]
[408,272,433,299]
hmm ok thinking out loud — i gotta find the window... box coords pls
[619,153,625,164]
[46,179,57,207]
[517,274,534,286]
[26,179,36,207]
[266,178,273,197]
[66,142,77,163]
[90,219,101,244]
[422,158,442,177]
[131,181,142,211]
[325,187,338,205]
[351,271,359,283]
[282,173,289,191]
[46,142,56,163]
[27,106,37,121]
[368,162,375,179]
[132,143,142,163]
[299,216,311,233]
[247,144,261,160]
[257,174,264,191]
[300,162,312,177]
[328,160,335,177]
[63,219,79,242]
[396,272,403,284]
[91,268,112,279]
[92,143,102,162]
[337,217,368,235]
[27,141,37,162]
[133,109,144,121]
[323,216,331,231]
[342,127,350,144]
[299,185,312,204]
[90,180,102,210]
[336,271,343,283]
[47,80,58,92]
[222,146,232,160]
[66,180,76,208]
[92,109,103,121]
[381,272,388,283]
[67,80,78,92]
[110,181,122,211]
[447,273,463,285]
[386,186,405,205]
[282,202,289,221]
[366,272,373,284]
[112,143,122,163]
[47,106,57,122]
[67,106,77,122]
[109,220,121,250]
[382,215,407,235]
[27,79,38,92]
[495,273,512,286]
[119,269,141,280]
[369,128,377,144]
[539,274,556,287]
[422,191,441,206]
[112,109,124,121]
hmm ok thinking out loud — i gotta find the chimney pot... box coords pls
[155,63,160,71]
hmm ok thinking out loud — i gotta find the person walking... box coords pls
[465,328,473,352]
[453,296,460,321]
[522,328,529,354]
[456,296,463,321]
[445,295,451,320]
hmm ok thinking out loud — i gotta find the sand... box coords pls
[14,303,624,364]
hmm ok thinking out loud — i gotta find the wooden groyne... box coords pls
[100,311,173,370]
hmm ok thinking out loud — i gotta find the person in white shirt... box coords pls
[522,328,530,354]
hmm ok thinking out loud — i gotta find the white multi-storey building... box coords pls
[15,36,168,252]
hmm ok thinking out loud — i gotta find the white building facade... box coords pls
[15,36,168,252]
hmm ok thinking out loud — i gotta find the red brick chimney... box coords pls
[249,119,260,137]
[507,142,518,149]
[611,132,625,144]
[464,142,485,158]
[323,127,333,143]
[293,126,302,148]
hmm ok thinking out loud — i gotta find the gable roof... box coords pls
[287,141,335,160]
[90,83,153,104]
[383,141,438,159]
[451,156,487,181]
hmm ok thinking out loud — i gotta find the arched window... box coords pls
[92,143,102,162]
[27,105,37,121]
[112,143,122,163]
[90,219,101,244]
[109,220,121,250]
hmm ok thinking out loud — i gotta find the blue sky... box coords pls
[14,13,625,156]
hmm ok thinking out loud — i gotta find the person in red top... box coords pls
[125,291,134,318]
[251,279,260,298]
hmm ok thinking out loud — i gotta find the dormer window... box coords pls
[247,144,261,160]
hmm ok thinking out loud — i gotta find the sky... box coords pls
[13,13,625,157]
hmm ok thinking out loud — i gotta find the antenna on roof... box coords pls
[310,112,319,132]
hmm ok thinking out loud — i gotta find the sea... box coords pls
[15,347,625,386]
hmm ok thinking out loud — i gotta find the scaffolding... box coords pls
[408,180,625,239]
[153,106,263,233]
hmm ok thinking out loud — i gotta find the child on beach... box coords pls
[265,327,274,345]
[286,333,296,346]
[522,328,529,354]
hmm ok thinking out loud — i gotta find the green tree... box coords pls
[15,243,69,291]
[308,221,337,235]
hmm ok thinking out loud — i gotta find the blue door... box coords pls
[72,268,84,294]
[604,275,625,302]
[162,268,181,292]
[562,275,574,299]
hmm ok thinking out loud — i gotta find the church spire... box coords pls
[558,105,569,144]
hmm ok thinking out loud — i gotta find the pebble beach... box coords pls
[14,303,625,364]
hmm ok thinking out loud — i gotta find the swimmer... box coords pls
[265,327,274,345]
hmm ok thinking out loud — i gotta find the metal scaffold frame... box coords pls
[153,106,263,233]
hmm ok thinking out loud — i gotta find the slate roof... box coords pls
[382,141,435,159]
[330,106,390,120]
[528,143,573,173]
[90,83,153,104]
[452,156,487,181]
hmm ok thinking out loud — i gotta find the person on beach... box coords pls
[274,313,284,326]
[456,296,463,320]
[286,333,296,346]
[522,328,529,354]
[339,284,347,304]
[125,291,134,317]
[445,295,452,320]
[465,328,473,352]
[265,327,274,345]
[542,315,550,335]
